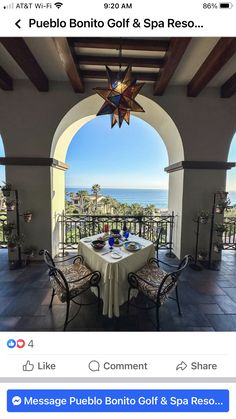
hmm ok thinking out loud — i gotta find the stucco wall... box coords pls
[0,80,235,258]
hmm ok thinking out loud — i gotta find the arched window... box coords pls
[0,135,5,185]
[65,115,169,213]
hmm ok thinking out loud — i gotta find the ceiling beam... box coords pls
[0,38,49,92]
[70,38,169,52]
[154,38,191,96]
[76,55,164,68]
[188,38,236,97]
[54,37,84,93]
[221,72,236,98]
[81,69,157,82]
[0,66,13,90]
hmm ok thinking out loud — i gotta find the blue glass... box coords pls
[124,231,129,241]
[108,236,114,250]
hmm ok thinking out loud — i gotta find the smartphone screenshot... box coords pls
[0,0,235,417]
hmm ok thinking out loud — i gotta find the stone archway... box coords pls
[51,94,184,164]
[226,132,236,194]
[50,94,184,257]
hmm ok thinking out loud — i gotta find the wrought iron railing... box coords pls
[0,211,7,247]
[59,213,175,254]
[222,216,236,250]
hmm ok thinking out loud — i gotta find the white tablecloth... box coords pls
[79,235,155,318]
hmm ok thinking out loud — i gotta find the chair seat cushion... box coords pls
[136,263,174,303]
[50,262,92,302]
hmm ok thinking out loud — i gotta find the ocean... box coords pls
[66,188,236,209]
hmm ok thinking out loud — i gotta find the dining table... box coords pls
[79,234,155,318]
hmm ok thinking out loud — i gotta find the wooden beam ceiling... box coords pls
[153,38,191,96]
[0,66,13,90]
[0,38,49,92]
[76,55,164,68]
[81,70,157,82]
[188,38,236,97]
[54,37,84,93]
[70,37,169,52]
[221,72,236,98]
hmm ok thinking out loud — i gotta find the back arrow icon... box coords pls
[15,19,21,29]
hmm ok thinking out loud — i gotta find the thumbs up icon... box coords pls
[22,360,34,372]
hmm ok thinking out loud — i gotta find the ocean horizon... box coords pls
[66,187,236,209]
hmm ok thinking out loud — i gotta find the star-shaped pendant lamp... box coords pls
[93,65,145,128]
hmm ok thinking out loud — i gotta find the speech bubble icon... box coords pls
[12,396,22,406]
[88,360,100,372]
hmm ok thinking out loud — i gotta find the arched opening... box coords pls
[65,115,169,213]
[0,134,6,184]
[52,94,184,164]
[51,94,184,256]
[0,135,6,251]
[226,132,236,206]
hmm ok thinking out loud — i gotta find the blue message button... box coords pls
[7,389,229,413]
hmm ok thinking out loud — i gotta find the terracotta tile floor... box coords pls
[0,249,235,331]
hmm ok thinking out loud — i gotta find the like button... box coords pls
[22,361,34,372]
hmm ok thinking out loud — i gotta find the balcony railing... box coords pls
[58,213,175,255]
[0,211,7,247]
[222,216,236,249]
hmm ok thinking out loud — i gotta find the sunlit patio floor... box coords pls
[0,249,236,332]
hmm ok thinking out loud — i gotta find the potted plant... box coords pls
[217,191,228,199]
[213,242,224,253]
[215,223,227,236]
[1,182,12,197]
[199,211,209,224]
[7,233,24,250]
[3,223,15,236]
[6,200,16,211]
[198,250,208,261]
[215,198,231,214]
[23,210,33,223]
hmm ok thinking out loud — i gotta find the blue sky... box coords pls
[0,129,236,190]
[227,132,236,190]
[0,138,5,185]
[65,115,169,189]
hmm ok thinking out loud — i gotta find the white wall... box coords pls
[0,81,235,259]
[5,165,51,257]
[51,166,66,256]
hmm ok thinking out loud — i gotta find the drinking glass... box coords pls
[108,236,115,250]
[124,231,129,241]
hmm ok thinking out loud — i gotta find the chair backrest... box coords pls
[177,254,192,271]
[39,249,69,301]
[157,255,191,303]
[39,249,55,268]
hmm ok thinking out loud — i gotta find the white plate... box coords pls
[83,238,92,243]
[111,252,122,259]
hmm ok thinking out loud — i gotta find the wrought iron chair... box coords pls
[39,250,101,331]
[127,255,191,330]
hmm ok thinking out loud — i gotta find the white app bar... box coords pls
[0,0,235,36]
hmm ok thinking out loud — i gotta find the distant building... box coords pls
[0,191,6,211]
[72,193,105,210]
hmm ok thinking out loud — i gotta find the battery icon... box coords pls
[219,2,233,7]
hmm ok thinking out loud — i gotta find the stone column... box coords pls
[166,161,235,260]
[1,157,67,261]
